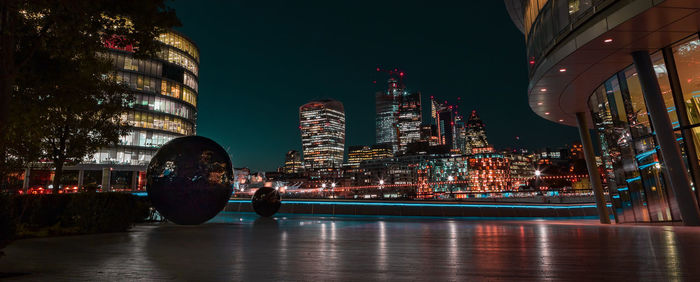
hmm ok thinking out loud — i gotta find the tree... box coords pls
[0,0,180,191]
[18,51,135,193]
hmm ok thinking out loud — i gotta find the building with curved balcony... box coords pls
[505,0,700,224]
[55,31,200,191]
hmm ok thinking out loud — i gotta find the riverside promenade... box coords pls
[1,212,700,280]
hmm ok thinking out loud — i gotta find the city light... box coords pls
[535,170,541,177]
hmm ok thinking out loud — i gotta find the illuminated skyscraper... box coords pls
[454,114,468,154]
[375,78,403,152]
[375,69,422,154]
[299,100,346,170]
[397,91,422,151]
[465,110,488,152]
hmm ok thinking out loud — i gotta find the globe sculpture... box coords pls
[146,136,233,225]
[252,187,281,217]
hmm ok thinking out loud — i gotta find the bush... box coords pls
[10,192,149,238]
[0,192,15,256]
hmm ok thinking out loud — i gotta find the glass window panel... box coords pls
[624,66,653,138]
[672,35,700,126]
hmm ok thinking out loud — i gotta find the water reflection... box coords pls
[129,213,700,280]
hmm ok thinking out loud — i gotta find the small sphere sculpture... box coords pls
[252,187,281,217]
[147,136,233,225]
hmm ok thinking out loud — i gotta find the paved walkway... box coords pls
[1,212,700,281]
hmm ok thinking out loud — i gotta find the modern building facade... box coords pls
[416,155,470,199]
[465,110,489,152]
[283,150,304,174]
[375,78,403,152]
[468,152,511,193]
[299,99,346,171]
[397,91,422,152]
[32,30,200,191]
[375,75,422,153]
[505,0,700,224]
[346,144,393,167]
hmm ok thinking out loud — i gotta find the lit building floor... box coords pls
[1,212,700,280]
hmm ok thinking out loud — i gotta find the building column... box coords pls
[632,50,700,226]
[101,168,111,192]
[131,171,138,191]
[22,168,31,192]
[575,112,611,224]
[77,170,84,189]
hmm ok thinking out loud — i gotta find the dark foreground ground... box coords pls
[1,212,700,281]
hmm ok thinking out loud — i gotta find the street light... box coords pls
[321,183,326,189]
[331,183,336,188]
[534,170,541,177]
[448,175,454,181]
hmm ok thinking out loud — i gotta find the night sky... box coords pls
[168,0,579,172]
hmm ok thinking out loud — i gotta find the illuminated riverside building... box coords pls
[505,0,700,224]
[501,149,534,189]
[468,152,510,192]
[34,31,200,191]
[416,156,470,199]
[346,144,393,167]
[299,100,346,171]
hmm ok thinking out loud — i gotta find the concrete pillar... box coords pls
[575,112,611,224]
[77,170,84,189]
[22,168,30,192]
[131,171,138,191]
[632,50,700,226]
[101,168,111,192]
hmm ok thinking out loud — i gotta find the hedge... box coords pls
[0,193,14,256]
[4,192,149,239]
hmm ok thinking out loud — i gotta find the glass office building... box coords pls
[59,31,199,191]
[505,0,700,224]
[299,100,346,170]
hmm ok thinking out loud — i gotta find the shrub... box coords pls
[10,192,149,238]
[0,192,15,256]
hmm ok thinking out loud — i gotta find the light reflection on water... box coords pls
[14,211,695,281]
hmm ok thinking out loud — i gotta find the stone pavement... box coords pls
[1,212,700,281]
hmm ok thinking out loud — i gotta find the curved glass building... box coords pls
[62,31,199,191]
[505,0,700,224]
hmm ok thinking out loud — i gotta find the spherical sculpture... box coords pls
[252,187,281,217]
[147,136,233,225]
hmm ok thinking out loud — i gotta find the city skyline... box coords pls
[169,1,581,171]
